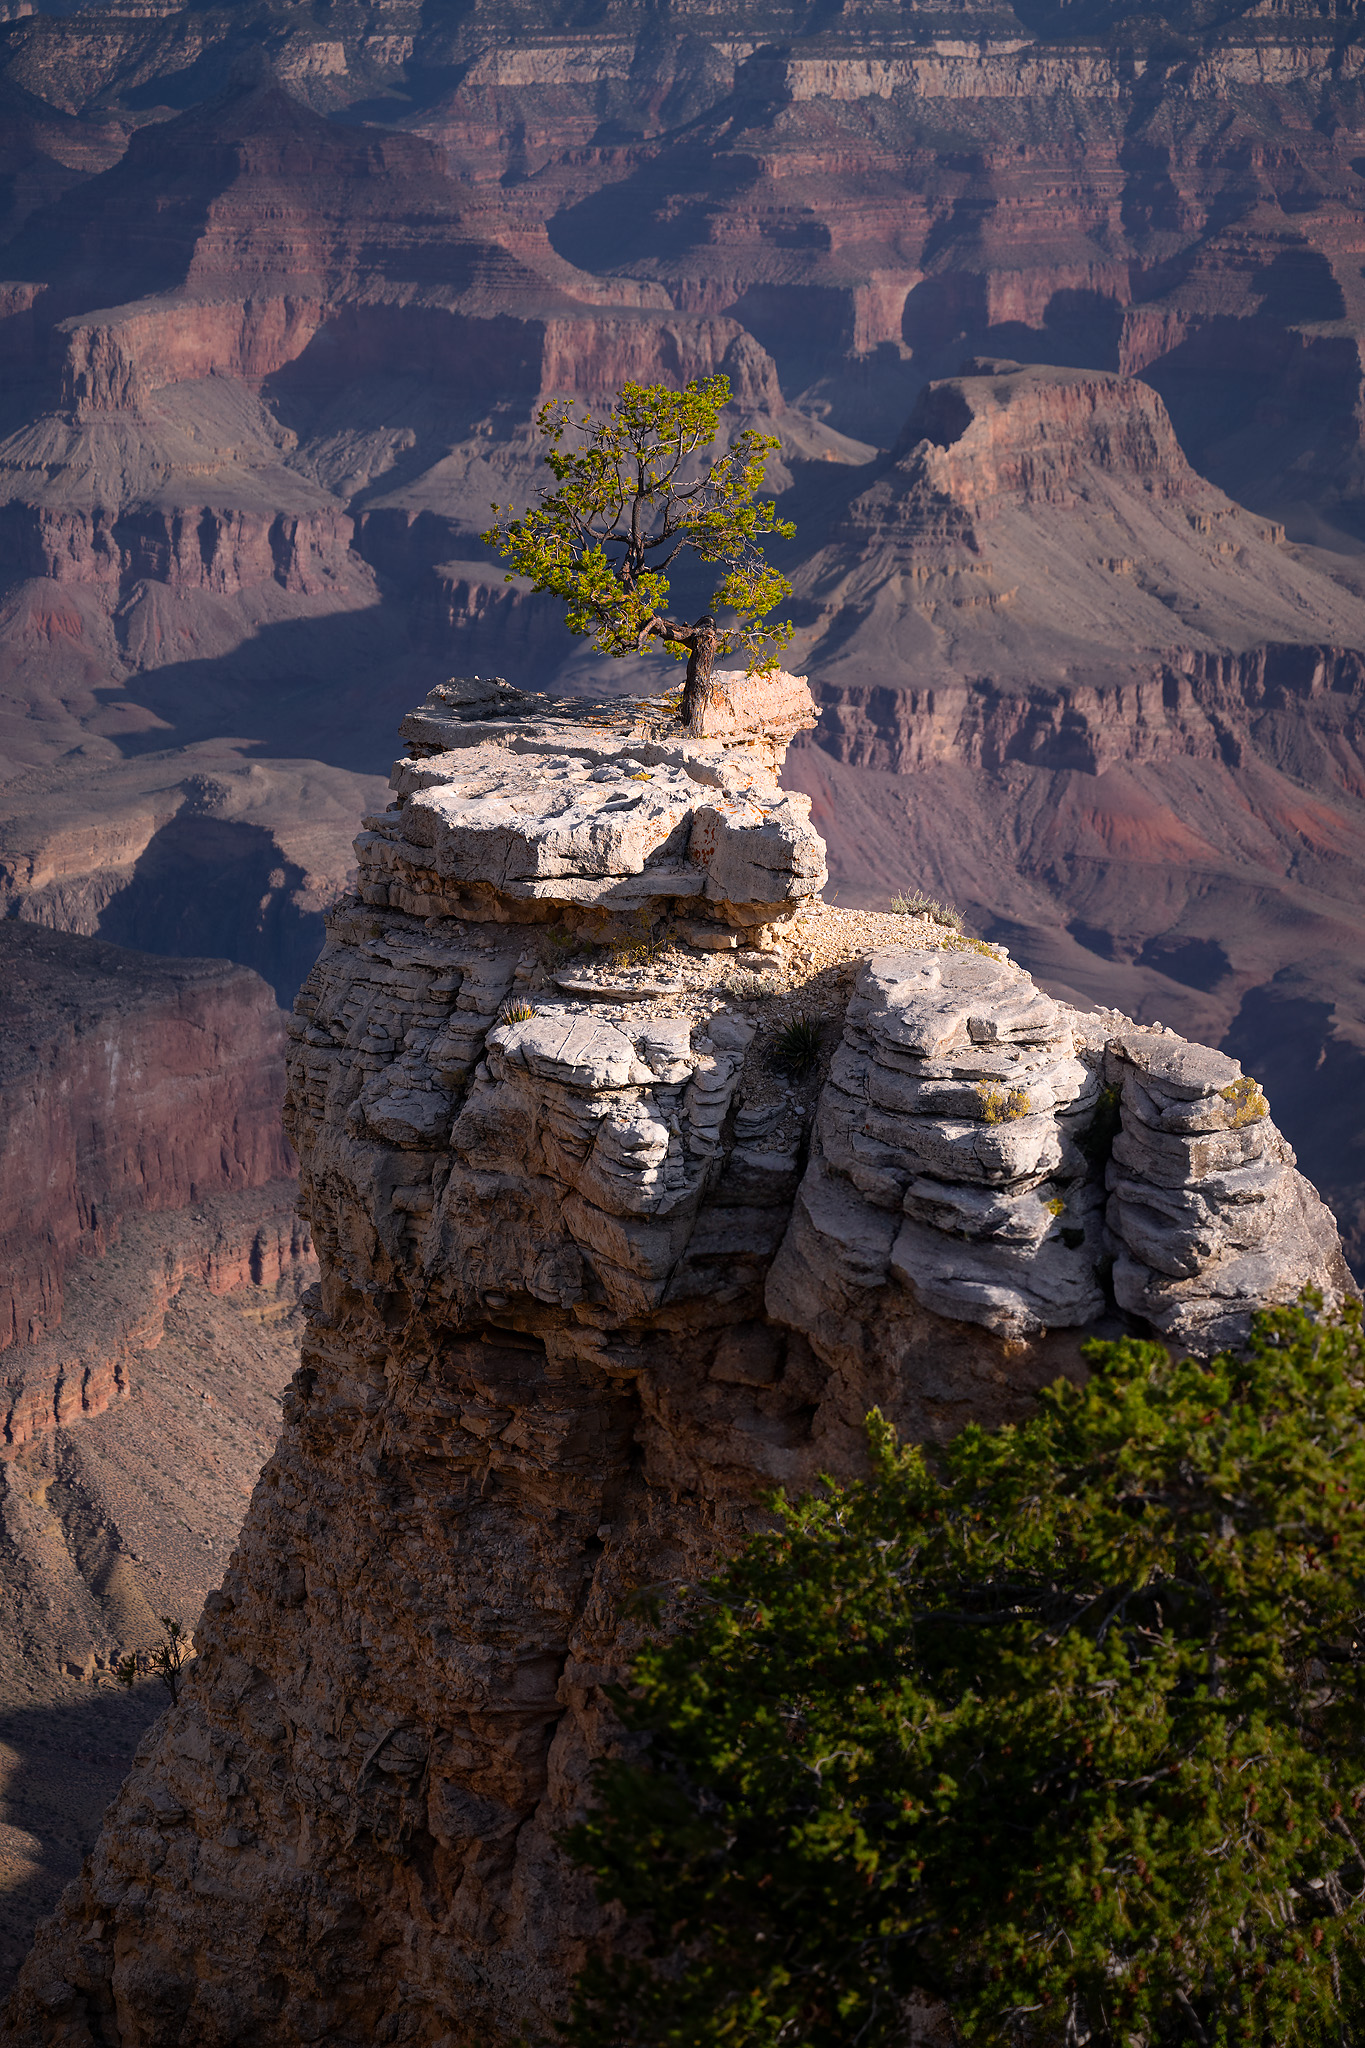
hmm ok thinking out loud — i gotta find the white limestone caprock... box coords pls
[354,672,826,934]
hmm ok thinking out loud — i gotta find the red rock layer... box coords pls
[0,1186,315,2006]
[0,922,295,1359]
[0,1184,311,1454]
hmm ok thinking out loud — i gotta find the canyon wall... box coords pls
[775,362,1365,1273]
[0,923,292,1361]
[0,925,316,2002]
[1,683,1349,2047]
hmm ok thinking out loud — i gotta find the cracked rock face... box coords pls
[774,951,1350,1364]
[1103,1035,1342,1346]
[361,674,825,930]
[806,946,1108,1341]
[2,697,1353,2048]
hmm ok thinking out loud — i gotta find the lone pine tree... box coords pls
[482,375,794,733]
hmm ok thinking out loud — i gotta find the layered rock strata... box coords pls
[1,695,1351,2048]
[0,1192,314,2003]
[8,45,1365,1279]
[779,953,1346,1366]
[779,359,1365,1277]
[0,920,316,1671]
[360,670,823,935]
[0,927,317,2004]
[0,923,296,1357]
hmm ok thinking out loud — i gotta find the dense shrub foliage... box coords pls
[565,1299,1365,2047]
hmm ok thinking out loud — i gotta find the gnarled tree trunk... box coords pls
[679,617,721,734]
[641,614,722,734]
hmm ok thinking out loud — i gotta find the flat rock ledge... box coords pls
[357,671,825,933]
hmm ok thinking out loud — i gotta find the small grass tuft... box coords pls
[726,968,777,1002]
[977,1082,1031,1123]
[941,932,1002,961]
[890,888,965,933]
[607,910,671,971]
[772,1016,823,1079]
[498,998,537,1025]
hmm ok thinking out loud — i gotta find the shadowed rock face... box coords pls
[0,925,318,2005]
[0,694,1348,2048]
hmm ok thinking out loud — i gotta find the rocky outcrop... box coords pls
[779,957,1344,1365]
[802,364,1365,685]
[1,690,1349,2048]
[775,360,1365,1280]
[361,671,823,932]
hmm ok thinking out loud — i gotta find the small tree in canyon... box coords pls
[116,1615,192,1706]
[565,1297,1365,2048]
[481,375,795,733]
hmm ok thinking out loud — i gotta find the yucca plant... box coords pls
[771,1015,822,1078]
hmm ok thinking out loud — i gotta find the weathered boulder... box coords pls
[1102,1030,1345,1348]
[778,946,1106,1341]
[773,950,1352,1355]
[364,675,825,931]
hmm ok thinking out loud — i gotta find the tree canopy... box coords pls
[481,375,795,729]
[564,1297,1365,2048]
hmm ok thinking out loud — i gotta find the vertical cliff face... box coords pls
[1,684,1351,2048]
[0,924,317,2004]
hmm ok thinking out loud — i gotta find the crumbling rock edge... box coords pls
[2,683,1353,2048]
